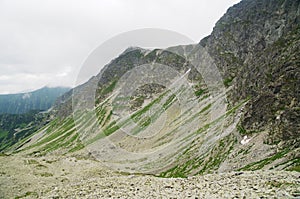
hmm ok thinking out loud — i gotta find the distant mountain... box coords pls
[0,86,70,151]
[0,87,70,114]
[0,110,49,152]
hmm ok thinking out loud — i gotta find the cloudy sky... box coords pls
[0,0,240,94]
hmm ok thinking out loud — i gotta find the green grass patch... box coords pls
[0,129,8,139]
[239,149,290,171]
[38,128,76,154]
[200,103,212,114]
[138,116,152,128]
[39,172,53,177]
[289,165,300,172]
[96,108,107,123]
[26,118,75,150]
[195,88,206,97]
[161,135,236,177]
[131,91,166,122]
[159,165,187,178]
[68,142,84,153]
[226,97,251,116]
[162,94,176,110]
[131,116,152,135]
[102,110,112,126]
[237,124,247,135]
[197,135,236,174]
[98,79,117,96]
[223,77,233,87]
[287,158,300,172]
[103,126,119,137]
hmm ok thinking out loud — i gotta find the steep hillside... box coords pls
[160,0,300,176]
[204,0,300,146]
[0,86,70,114]
[6,0,300,179]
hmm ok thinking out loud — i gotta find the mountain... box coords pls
[203,0,300,146]
[0,86,70,152]
[0,86,70,114]
[37,0,299,175]
[0,110,50,151]
[0,0,299,198]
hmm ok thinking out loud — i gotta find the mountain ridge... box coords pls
[16,0,299,174]
[0,86,71,114]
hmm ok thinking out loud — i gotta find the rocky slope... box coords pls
[10,0,300,174]
[0,0,299,198]
[158,0,300,176]
[204,0,300,146]
[0,154,299,198]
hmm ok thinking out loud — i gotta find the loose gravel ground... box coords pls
[0,155,299,198]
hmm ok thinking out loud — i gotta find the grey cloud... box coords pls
[0,0,240,94]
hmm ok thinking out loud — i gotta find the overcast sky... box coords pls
[0,0,240,94]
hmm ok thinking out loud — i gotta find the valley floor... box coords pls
[0,154,299,198]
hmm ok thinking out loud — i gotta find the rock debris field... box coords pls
[0,155,299,198]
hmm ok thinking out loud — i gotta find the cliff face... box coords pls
[202,0,300,145]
